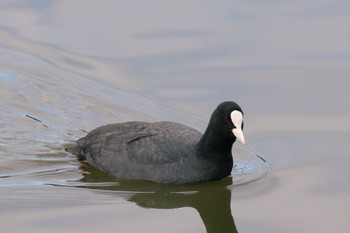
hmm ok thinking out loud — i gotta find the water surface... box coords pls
[1,1,350,233]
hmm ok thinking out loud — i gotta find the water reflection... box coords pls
[77,164,238,233]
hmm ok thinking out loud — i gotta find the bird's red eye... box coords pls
[224,117,229,123]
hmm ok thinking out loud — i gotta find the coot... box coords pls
[67,101,245,184]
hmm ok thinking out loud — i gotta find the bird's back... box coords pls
[72,121,210,183]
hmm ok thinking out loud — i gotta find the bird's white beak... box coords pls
[231,110,245,144]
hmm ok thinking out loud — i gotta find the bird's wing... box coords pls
[77,122,200,170]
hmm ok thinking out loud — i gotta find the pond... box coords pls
[1,1,349,233]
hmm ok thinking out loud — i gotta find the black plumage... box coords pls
[67,101,245,184]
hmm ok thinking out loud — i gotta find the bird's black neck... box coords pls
[197,126,234,161]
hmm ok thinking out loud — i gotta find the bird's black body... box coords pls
[67,101,244,184]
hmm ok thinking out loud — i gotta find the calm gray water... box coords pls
[1,1,350,233]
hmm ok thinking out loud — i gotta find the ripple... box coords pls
[231,145,271,186]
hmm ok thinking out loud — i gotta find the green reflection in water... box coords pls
[72,164,239,233]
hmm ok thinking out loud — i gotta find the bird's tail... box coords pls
[65,146,88,162]
[65,146,78,155]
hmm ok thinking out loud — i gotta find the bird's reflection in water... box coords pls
[77,164,239,233]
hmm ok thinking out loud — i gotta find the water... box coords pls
[1,1,350,233]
